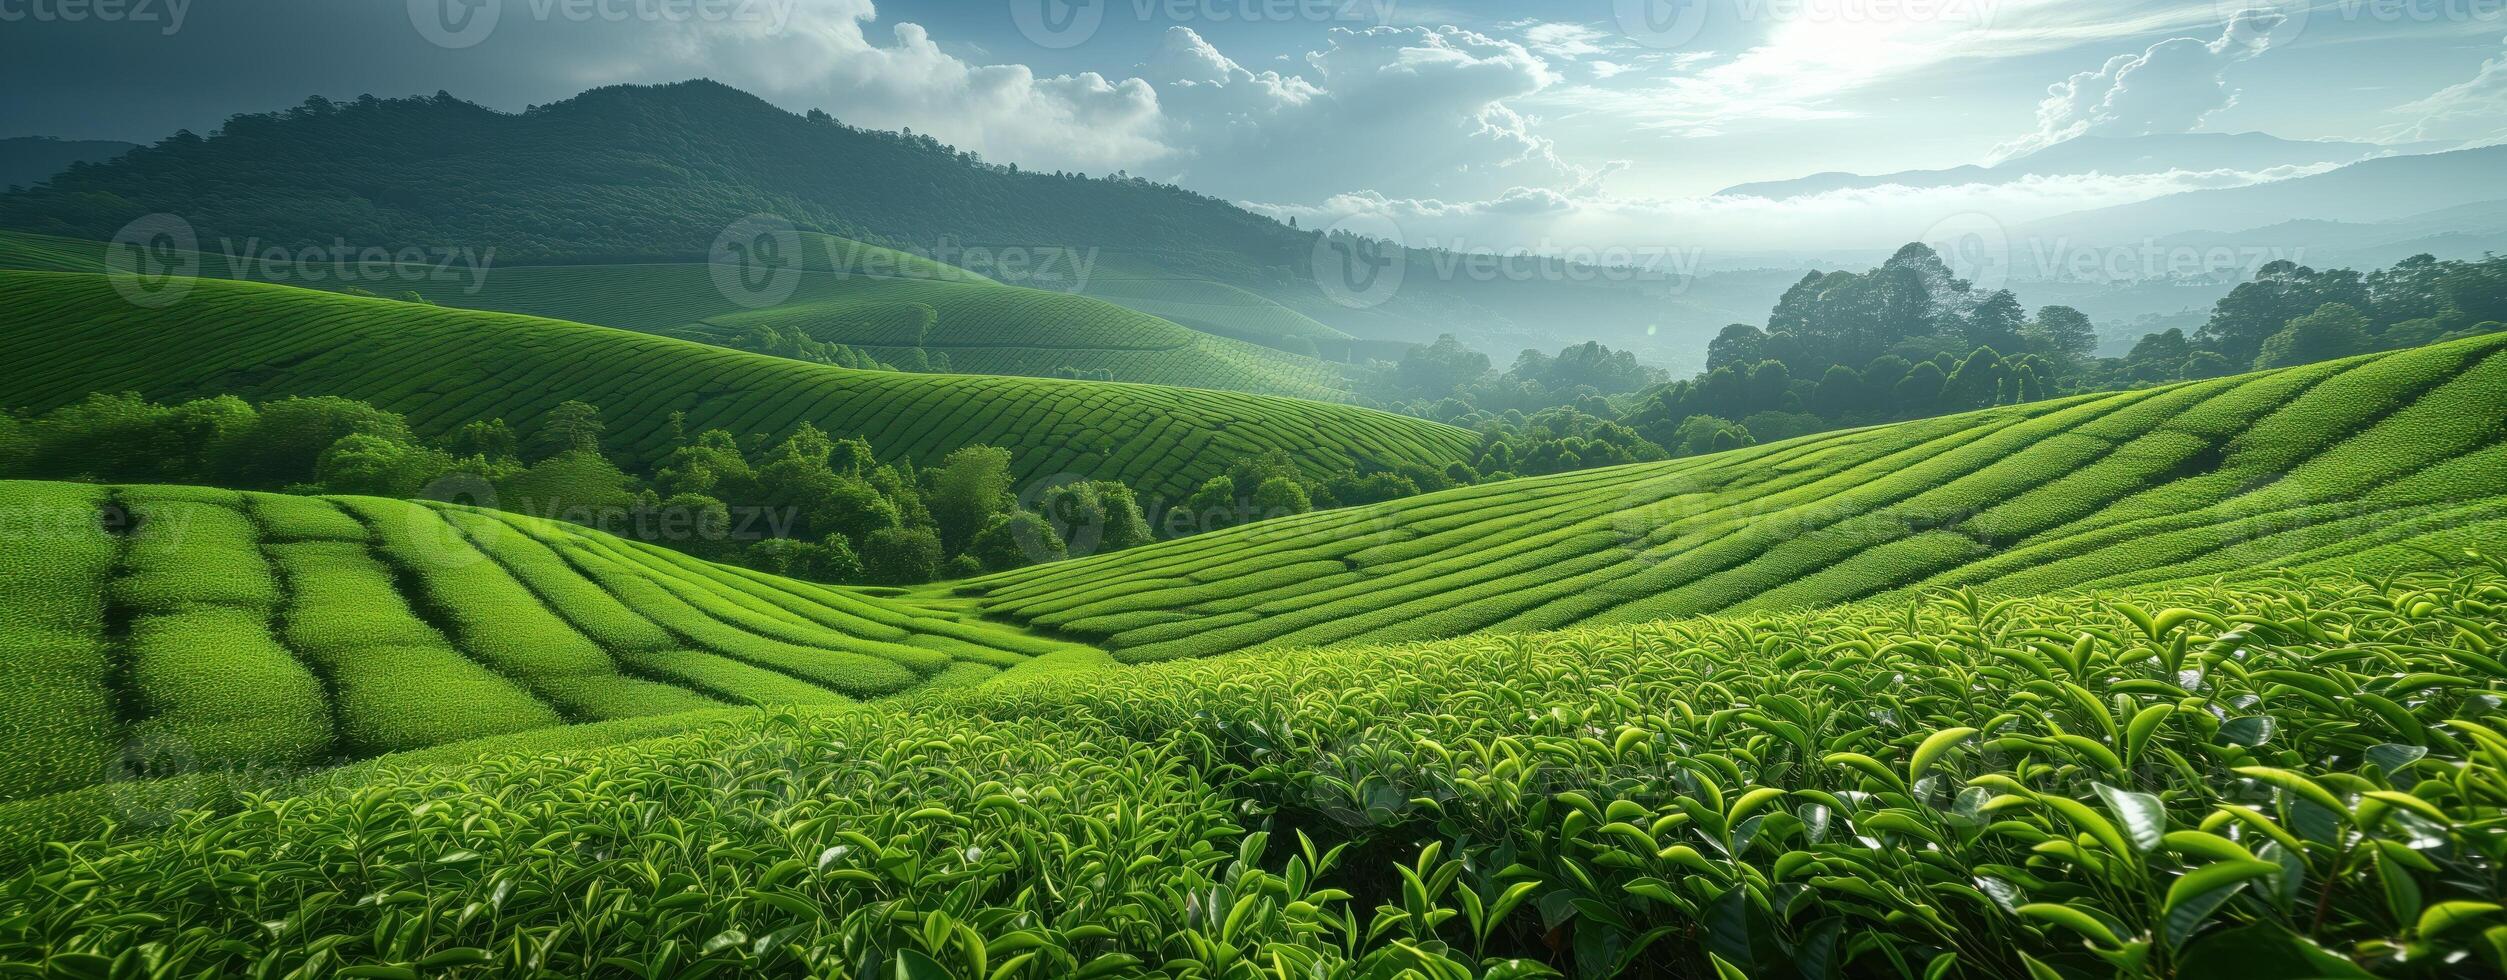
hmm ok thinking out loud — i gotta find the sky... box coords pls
[2,0,2503,252]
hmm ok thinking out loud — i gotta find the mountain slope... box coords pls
[950,331,2507,660]
[0,80,1683,354]
[2020,143,2507,244]
[0,230,1367,401]
[0,480,1091,803]
[1714,132,2402,199]
[0,272,1479,497]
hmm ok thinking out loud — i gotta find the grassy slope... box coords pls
[0,230,1365,401]
[4,567,2500,975]
[0,271,1476,497]
[955,331,2507,660]
[0,480,1084,804]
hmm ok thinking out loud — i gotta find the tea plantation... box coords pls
[953,331,2507,661]
[0,480,1090,808]
[4,563,2502,977]
[0,230,1364,401]
[0,271,1477,497]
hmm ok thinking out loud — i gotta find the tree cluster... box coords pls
[0,393,1154,585]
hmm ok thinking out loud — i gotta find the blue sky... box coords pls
[3,0,2501,249]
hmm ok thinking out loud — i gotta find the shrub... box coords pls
[862,526,944,585]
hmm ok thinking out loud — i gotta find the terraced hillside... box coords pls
[0,230,1365,401]
[956,331,2507,660]
[0,271,1477,497]
[0,480,1087,804]
[1079,277,1349,345]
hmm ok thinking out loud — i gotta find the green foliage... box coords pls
[862,526,944,585]
[929,446,1013,554]
[2256,302,2373,369]
[0,272,1475,503]
[962,332,2507,662]
[969,511,1067,572]
[0,481,1087,802]
[6,569,2504,977]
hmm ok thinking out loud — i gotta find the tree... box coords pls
[1939,348,2005,411]
[1185,475,1238,532]
[445,419,518,461]
[1250,476,1311,519]
[2256,302,2372,369]
[315,432,449,497]
[1396,334,1492,397]
[814,476,901,546]
[969,511,1066,572]
[0,413,24,476]
[1810,365,1865,419]
[219,395,414,488]
[861,526,944,585]
[497,450,636,522]
[2124,328,2193,383]
[1963,290,2027,354]
[1670,415,1753,456]
[1092,482,1153,552]
[1328,472,1420,506]
[1704,324,1766,372]
[2023,305,2098,368]
[1745,361,1793,414]
[928,445,1014,553]
[530,400,606,461]
[2199,261,2369,364]
[1893,361,1946,416]
[2180,351,2234,380]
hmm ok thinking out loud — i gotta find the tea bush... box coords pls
[2,567,2502,977]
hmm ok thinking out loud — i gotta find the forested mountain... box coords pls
[0,80,1680,356]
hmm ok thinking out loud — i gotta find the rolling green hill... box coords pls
[953,331,2507,660]
[0,230,1368,401]
[0,81,1696,358]
[6,565,2504,974]
[0,480,1090,804]
[0,271,1478,498]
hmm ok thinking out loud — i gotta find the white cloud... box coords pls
[1998,8,2283,159]
[2385,34,2507,147]
[1140,25,1585,201]
[1244,166,2334,253]
[1572,0,2242,133]
[588,0,1165,173]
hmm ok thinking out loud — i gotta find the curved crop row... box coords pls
[955,332,2507,660]
[3,567,2501,976]
[0,230,1367,402]
[0,272,1477,497]
[0,481,1076,802]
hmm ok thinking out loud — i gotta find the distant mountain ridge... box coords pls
[2018,143,2507,245]
[0,80,1681,360]
[1715,132,2414,200]
[0,137,137,191]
